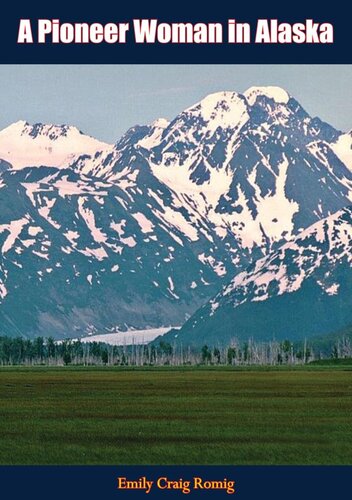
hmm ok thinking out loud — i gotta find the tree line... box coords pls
[0,334,351,366]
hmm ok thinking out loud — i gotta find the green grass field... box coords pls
[0,366,352,465]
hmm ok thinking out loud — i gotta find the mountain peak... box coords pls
[0,120,110,170]
[193,90,243,110]
[244,86,290,105]
[184,91,249,131]
[0,120,82,139]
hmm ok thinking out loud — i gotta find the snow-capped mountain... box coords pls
[163,206,352,346]
[0,120,110,169]
[75,86,352,256]
[0,86,351,339]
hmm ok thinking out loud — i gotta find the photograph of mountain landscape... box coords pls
[0,64,351,465]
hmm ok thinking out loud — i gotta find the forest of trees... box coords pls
[0,334,351,366]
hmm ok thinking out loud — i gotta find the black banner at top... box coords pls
[1,2,351,64]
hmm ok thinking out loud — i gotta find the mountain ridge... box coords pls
[161,205,352,346]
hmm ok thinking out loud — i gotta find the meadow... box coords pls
[0,366,351,465]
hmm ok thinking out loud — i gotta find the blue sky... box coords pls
[0,65,351,143]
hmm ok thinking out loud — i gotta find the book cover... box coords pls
[0,3,350,499]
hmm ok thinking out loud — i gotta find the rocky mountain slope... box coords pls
[162,206,352,346]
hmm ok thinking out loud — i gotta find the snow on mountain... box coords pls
[137,118,169,149]
[163,206,352,346]
[331,130,352,170]
[244,86,290,105]
[0,120,110,169]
